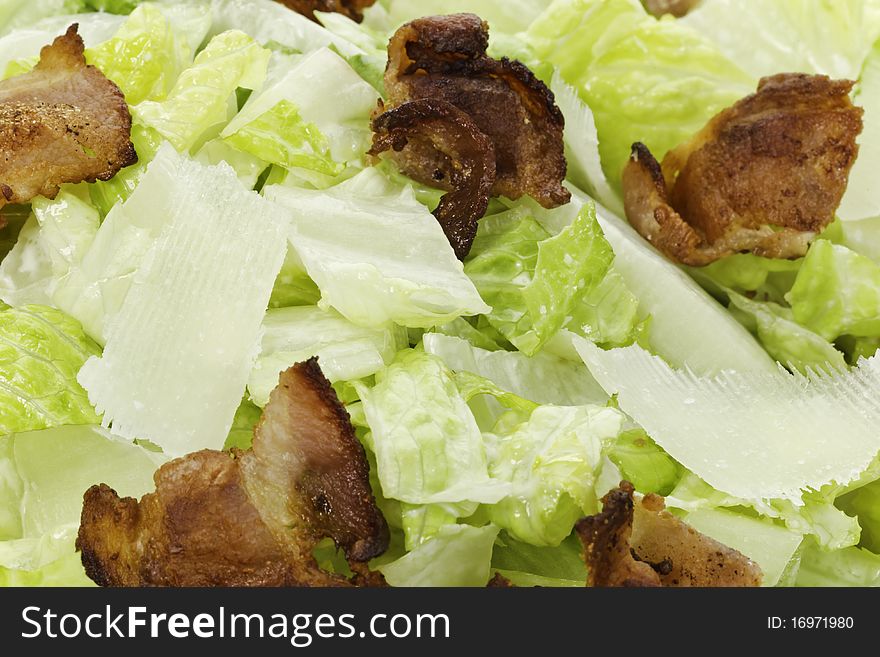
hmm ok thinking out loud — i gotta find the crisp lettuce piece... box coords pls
[377,523,499,587]
[490,532,587,587]
[0,190,99,308]
[838,479,880,554]
[0,1,86,37]
[0,425,166,575]
[576,337,880,502]
[77,144,289,455]
[356,350,509,505]
[247,305,406,407]
[222,47,377,173]
[422,332,608,406]
[84,4,202,105]
[607,429,680,496]
[689,254,802,305]
[268,246,321,308]
[264,169,490,329]
[727,292,846,374]
[135,29,270,153]
[680,0,880,81]
[465,203,625,356]
[0,305,100,436]
[0,551,93,587]
[796,542,880,586]
[399,502,476,551]
[223,397,261,451]
[527,0,753,188]
[485,404,623,546]
[788,240,880,342]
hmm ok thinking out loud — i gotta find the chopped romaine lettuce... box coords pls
[356,350,509,505]
[0,305,100,435]
[490,532,587,587]
[484,404,623,546]
[222,47,377,173]
[247,305,406,407]
[788,240,880,342]
[0,424,165,576]
[135,29,270,153]
[264,169,490,329]
[378,523,499,587]
[527,0,753,188]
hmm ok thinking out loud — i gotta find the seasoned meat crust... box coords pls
[76,358,389,587]
[382,13,569,209]
[577,482,762,587]
[370,98,496,259]
[623,73,862,265]
[0,24,136,208]
[274,0,376,23]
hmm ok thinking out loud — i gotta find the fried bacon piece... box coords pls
[622,73,862,266]
[576,482,762,587]
[370,98,495,259]
[0,25,136,208]
[76,358,389,587]
[371,14,569,257]
[273,0,376,23]
[642,0,699,17]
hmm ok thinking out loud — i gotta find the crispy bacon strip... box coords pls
[370,98,495,259]
[0,24,136,208]
[382,13,569,210]
[274,0,376,23]
[76,358,389,587]
[623,74,862,266]
[576,482,762,587]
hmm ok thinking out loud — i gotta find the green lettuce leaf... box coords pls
[0,189,100,308]
[490,532,587,587]
[465,202,627,356]
[484,404,623,546]
[356,350,509,505]
[247,305,407,407]
[680,0,880,81]
[0,305,100,435]
[787,240,880,342]
[84,3,204,105]
[727,292,846,374]
[222,47,377,175]
[607,429,680,496]
[527,0,753,188]
[0,424,166,578]
[135,29,270,153]
[264,168,490,329]
[796,542,880,587]
[376,0,548,34]
[377,523,500,587]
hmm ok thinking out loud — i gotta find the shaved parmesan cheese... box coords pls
[78,144,288,455]
[574,337,880,502]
